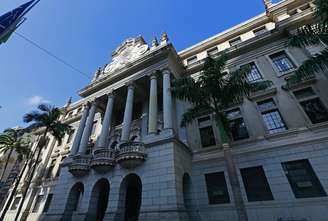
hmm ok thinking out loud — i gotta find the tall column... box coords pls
[162,69,173,129]
[78,101,97,154]
[148,73,158,134]
[70,104,90,156]
[97,93,115,149]
[121,82,135,142]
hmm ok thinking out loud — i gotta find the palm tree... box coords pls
[171,54,272,221]
[0,128,31,183]
[13,104,71,221]
[0,142,34,221]
[288,0,328,81]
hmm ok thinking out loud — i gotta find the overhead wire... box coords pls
[14,31,92,80]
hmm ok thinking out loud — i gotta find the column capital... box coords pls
[161,68,171,76]
[83,101,93,109]
[150,70,159,79]
[87,98,98,105]
[106,90,116,98]
[125,81,135,90]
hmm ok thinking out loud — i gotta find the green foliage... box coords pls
[288,0,328,79]
[0,128,31,162]
[293,49,328,78]
[288,24,328,47]
[172,55,272,141]
[23,104,71,143]
[315,0,328,23]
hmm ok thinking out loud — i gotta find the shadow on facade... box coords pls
[183,173,193,219]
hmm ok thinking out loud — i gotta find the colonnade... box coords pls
[70,69,173,156]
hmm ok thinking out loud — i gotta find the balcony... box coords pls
[116,142,147,169]
[283,73,316,90]
[91,148,116,173]
[68,155,91,177]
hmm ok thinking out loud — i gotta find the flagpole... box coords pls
[0,0,40,44]
[19,0,41,19]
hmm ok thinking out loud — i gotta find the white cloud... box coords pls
[27,96,50,106]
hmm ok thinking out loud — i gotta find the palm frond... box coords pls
[181,105,213,127]
[293,48,328,78]
[289,23,328,47]
[204,54,228,72]
[24,122,45,132]
[220,65,252,106]
[38,103,52,113]
[172,77,208,105]
[249,80,274,92]
[315,0,328,23]
[23,111,43,123]
[50,122,72,143]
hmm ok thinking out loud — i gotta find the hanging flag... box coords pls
[0,0,39,45]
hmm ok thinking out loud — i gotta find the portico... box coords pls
[68,67,175,175]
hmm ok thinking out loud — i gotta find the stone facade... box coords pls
[2,0,328,221]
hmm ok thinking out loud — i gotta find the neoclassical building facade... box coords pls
[2,0,328,220]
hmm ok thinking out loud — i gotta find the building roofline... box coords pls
[178,0,295,58]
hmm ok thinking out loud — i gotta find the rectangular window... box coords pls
[226,109,249,141]
[244,62,263,82]
[45,159,56,179]
[207,47,219,57]
[32,195,44,213]
[282,159,326,198]
[253,26,267,36]
[240,166,274,202]
[205,172,230,204]
[198,116,216,148]
[257,99,287,134]
[300,98,328,124]
[187,56,198,65]
[43,194,53,213]
[270,51,295,73]
[10,197,21,210]
[229,37,242,46]
[293,88,328,124]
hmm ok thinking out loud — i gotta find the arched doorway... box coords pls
[62,182,84,221]
[86,178,110,221]
[119,174,142,221]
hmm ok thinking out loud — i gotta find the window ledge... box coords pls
[277,69,296,77]
[282,74,316,91]
[248,87,277,101]
[307,121,328,132]
[264,128,301,140]
[194,145,221,154]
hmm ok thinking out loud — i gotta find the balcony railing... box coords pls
[283,73,316,90]
[91,148,116,173]
[68,155,91,177]
[116,142,147,169]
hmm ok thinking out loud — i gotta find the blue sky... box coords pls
[0,0,266,131]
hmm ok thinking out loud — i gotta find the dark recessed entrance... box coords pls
[121,174,142,221]
[86,178,110,221]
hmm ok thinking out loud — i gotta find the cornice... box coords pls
[179,13,270,59]
[79,43,180,98]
